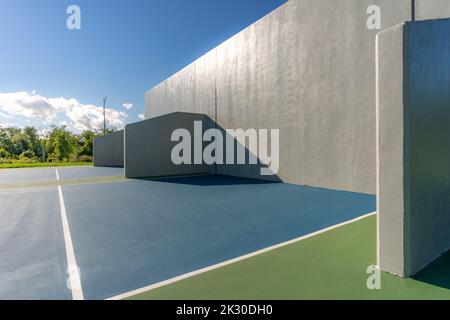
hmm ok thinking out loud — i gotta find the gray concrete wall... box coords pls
[377,18,450,277]
[93,130,124,167]
[416,0,450,20]
[124,112,215,179]
[145,0,412,194]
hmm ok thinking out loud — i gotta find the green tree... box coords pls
[0,147,11,158]
[11,132,28,156]
[77,130,95,156]
[19,149,36,160]
[23,126,42,157]
[47,126,77,161]
[0,128,18,156]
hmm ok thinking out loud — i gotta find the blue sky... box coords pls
[0,0,287,133]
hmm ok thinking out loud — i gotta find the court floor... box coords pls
[128,215,450,300]
[0,166,375,300]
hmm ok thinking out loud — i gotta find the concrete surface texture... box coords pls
[416,0,450,20]
[145,0,415,194]
[377,18,450,277]
[144,0,450,194]
[93,130,124,168]
[124,112,215,178]
[376,23,406,277]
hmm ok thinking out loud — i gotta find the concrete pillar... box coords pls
[377,18,450,277]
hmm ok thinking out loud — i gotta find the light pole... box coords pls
[103,96,107,135]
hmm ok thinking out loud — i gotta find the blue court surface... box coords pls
[0,166,124,184]
[0,167,58,184]
[0,167,375,300]
[57,166,124,181]
[0,187,71,299]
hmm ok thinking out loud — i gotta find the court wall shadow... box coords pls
[413,249,450,290]
[152,174,280,186]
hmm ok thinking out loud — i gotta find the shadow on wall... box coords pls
[413,249,450,290]
[124,112,282,183]
[214,123,282,183]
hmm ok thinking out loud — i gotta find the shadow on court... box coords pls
[149,174,281,186]
[414,250,450,290]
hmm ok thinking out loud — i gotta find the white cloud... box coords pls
[123,103,133,110]
[0,110,12,119]
[0,123,23,129]
[138,113,145,120]
[0,91,127,132]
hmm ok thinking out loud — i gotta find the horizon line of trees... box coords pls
[0,125,111,163]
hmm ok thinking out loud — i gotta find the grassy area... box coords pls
[128,216,450,300]
[0,162,93,169]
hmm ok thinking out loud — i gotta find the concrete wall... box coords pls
[145,0,412,194]
[376,23,406,277]
[144,0,450,193]
[93,130,124,167]
[124,112,215,179]
[377,18,450,277]
[416,0,450,20]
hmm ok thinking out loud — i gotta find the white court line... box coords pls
[107,211,377,300]
[56,169,84,300]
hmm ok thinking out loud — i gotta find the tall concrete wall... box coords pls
[93,130,124,167]
[124,112,215,179]
[144,0,450,193]
[145,0,412,194]
[377,19,450,277]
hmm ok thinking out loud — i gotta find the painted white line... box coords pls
[55,168,60,181]
[107,211,377,300]
[57,182,84,300]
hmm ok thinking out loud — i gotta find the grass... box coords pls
[0,162,93,169]
[128,216,450,300]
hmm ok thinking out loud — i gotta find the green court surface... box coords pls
[128,216,450,300]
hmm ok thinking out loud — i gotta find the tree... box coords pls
[11,132,28,156]
[0,125,96,163]
[0,147,11,158]
[47,126,77,161]
[19,149,35,160]
[23,126,41,157]
[0,127,41,158]
[77,130,95,156]
[0,128,18,156]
